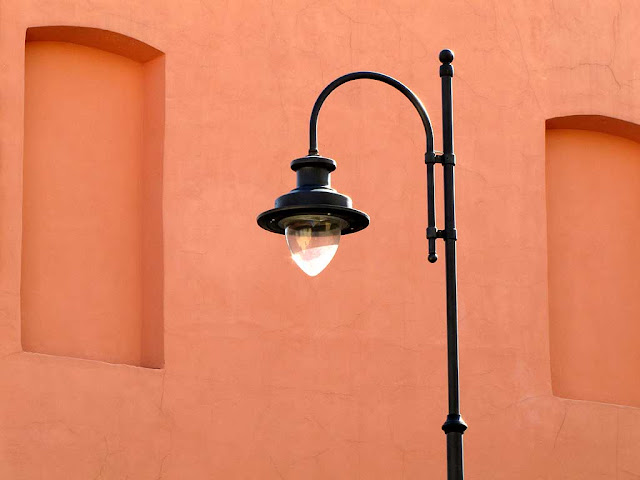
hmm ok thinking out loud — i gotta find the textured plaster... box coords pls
[0,0,638,478]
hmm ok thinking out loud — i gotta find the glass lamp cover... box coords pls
[284,215,346,276]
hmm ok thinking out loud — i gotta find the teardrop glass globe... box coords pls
[284,215,346,276]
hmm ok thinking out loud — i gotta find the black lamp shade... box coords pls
[257,155,369,235]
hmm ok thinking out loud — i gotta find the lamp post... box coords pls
[257,49,467,480]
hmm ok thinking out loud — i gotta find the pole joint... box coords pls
[442,414,468,434]
[439,153,456,165]
[425,153,455,165]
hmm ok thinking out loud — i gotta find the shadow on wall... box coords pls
[21,26,165,368]
[546,115,640,407]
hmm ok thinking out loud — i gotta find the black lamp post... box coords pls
[258,49,467,479]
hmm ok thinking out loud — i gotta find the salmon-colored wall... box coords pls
[0,0,639,479]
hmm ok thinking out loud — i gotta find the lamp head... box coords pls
[257,155,369,276]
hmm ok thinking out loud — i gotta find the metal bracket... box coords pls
[436,228,457,240]
[425,153,456,165]
[426,227,457,241]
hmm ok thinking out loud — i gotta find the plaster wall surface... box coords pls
[0,0,638,478]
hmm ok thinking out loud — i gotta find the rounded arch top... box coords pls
[26,26,163,63]
[546,115,640,145]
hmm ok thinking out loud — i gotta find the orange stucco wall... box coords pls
[0,1,639,479]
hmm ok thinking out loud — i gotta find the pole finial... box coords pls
[439,49,454,64]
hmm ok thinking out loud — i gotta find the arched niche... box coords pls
[21,27,165,368]
[546,115,640,406]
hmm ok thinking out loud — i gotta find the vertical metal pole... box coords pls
[438,49,467,480]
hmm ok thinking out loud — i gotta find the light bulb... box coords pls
[283,215,346,276]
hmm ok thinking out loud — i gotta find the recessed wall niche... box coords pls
[546,115,640,407]
[21,27,165,368]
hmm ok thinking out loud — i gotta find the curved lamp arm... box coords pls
[308,72,435,156]
[307,71,439,262]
